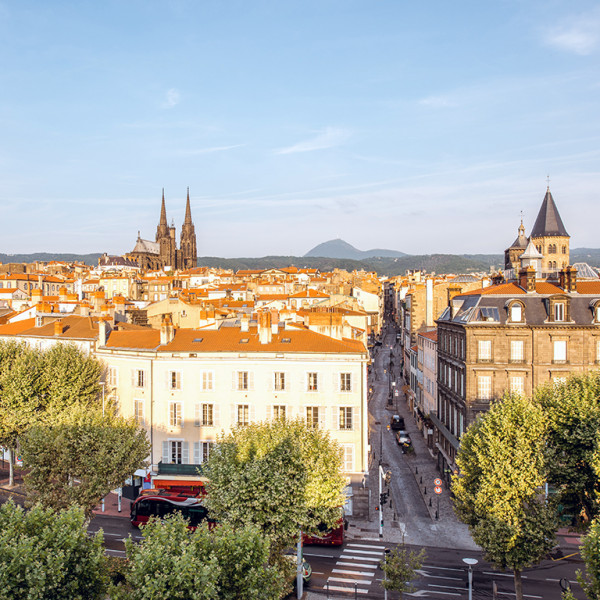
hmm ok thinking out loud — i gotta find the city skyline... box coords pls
[0,1,599,257]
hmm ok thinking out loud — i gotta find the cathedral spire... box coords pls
[159,188,168,227]
[184,187,192,224]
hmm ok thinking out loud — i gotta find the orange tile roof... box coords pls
[419,330,438,342]
[19,316,99,340]
[105,325,366,354]
[0,318,37,335]
[576,281,600,294]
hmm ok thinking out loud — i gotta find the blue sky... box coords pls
[0,0,599,257]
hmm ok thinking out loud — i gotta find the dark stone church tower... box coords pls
[180,187,197,270]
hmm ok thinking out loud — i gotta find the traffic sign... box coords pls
[434,486,442,495]
[434,478,442,486]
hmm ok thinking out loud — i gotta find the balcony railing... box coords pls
[157,461,206,476]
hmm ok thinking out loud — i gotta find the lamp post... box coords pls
[462,558,478,600]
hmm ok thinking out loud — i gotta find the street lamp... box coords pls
[462,558,478,600]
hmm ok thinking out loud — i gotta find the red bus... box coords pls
[302,512,348,546]
[130,489,215,529]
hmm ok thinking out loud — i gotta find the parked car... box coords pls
[396,430,412,453]
[284,552,312,588]
[390,415,405,430]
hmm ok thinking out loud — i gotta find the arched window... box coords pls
[562,246,567,254]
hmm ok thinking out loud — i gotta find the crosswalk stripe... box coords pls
[344,549,384,556]
[340,554,381,562]
[336,562,378,569]
[347,543,387,550]
[324,585,370,594]
[332,569,374,578]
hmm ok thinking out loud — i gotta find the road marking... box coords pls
[497,593,542,599]
[336,562,378,569]
[344,549,385,556]
[546,578,578,584]
[423,564,464,572]
[415,569,461,581]
[428,583,468,591]
[105,549,126,555]
[332,569,375,578]
[340,554,381,562]
[347,543,387,550]
[303,552,336,558]
[407,591,460,597]
[483,571,527,579]
[324,585,369,594]
[328,576,372,584]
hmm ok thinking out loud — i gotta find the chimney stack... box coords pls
[567,266,578,293]
[98,319,111,346]
[520,266,536,293]
[258,311,272,344]
[53,320,64,336]
[160,314,175,345]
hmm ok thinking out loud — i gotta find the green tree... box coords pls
[0,341,45,485]
[577,518,600,599]
[205,418,347,552]
[21,403,150,516]
[0,499,107,600]
[537,371,600,524]
[453,393,557,600]
[113,514,287,600]
[380,545,426,598]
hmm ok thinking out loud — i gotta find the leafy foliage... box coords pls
[380,545,426,598]
[205,418,346,550]
[0,500,107,600]
[577,518,600,600]
[453,393,557,600]
[114,514,286,600]
[21,404,150,516]
[537,372,600,524]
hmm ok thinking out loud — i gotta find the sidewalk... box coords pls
[92,491,131,518]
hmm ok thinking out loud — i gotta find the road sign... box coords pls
[434,486,442,495]
[434,478,442,486]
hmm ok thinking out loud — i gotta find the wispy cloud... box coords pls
[276,127,350,155]
[418,95,457,108]
[162,88,181,108]
[177,144,246,156]
[543,9,600,55]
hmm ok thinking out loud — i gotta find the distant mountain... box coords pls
[304,239,407,259]
[0,252,102,266]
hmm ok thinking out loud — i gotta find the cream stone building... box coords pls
[96,313,369,503]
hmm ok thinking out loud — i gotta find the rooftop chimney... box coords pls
[258,311,272,344]
[98,319,111,346]
[240,314,250,332]
[53,320,64,336]
[160,314,175,345]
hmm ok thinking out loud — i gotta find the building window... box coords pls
[169,371,181,390]
[342,445,354,472]
[273,405,286,420]
[195,403,214,427]
[510,304,522,322]
[194,441,212,464]
[134,369,146,388]
[553,340,567,363]
[169,401,182,427]
[307,372,318,392]
[562,246,567,254]
[170,441,182,464]
[201,371,214,392]
[510,376,524,395]
[554,303,565,322]
[237,404,249,427]
[510,340,524,362]
[554,376,567,386]
[478,376,492,400]
[107,367,118,387]
[237,371,249,391]
[597,340,600,362]
[339,407,353,430]
[306,406,319,428]
[340,373,352,392]
[274,372,286,391]
[478,340,492,361]
[134,399,144,425]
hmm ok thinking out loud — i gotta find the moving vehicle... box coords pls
[302,511,348,546]
[390,415,405,430]
[396,430,413,453]
[130,489,215,529]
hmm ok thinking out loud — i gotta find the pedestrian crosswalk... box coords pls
[323,542,386,595]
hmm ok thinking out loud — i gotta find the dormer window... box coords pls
[554,303,565,321]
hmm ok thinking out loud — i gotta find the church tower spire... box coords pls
[180,187,197,270]
[159,188,168,227]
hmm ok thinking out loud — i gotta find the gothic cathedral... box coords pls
[128,189,197,271]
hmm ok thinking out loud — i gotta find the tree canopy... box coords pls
[380,545,426,598]
[113,514,287,600]
[205,418,347,550]
[21,403,150,516]
[0,500,107,600]
[537,371,600,524]
[453,393,557,600]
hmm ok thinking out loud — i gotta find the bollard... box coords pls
[327,581,330,599]
[429,497,432,507]
[355,582,358,600]
[415,466,419,474]
[424,487,427,495]
[420,476,423,484]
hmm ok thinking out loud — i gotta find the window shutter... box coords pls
[232,371,237,391]
[331,407,339,430]
[249,372,254,391]
[250,404,256,423]
[230,404,236,427]
[302,372,307,392]
[268,373,274,393]
[266,405,273,421]
[319,406,327,429]
[284,371,290,392]
[182,442,189,464]
[333,372,339,392]
[194,403,201,427]
[131,369,136,387]
[214,403,220,427]
[165,371,170,390]
[193,442,200,465]
[162,441,169,464]
[349,407,355,431]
